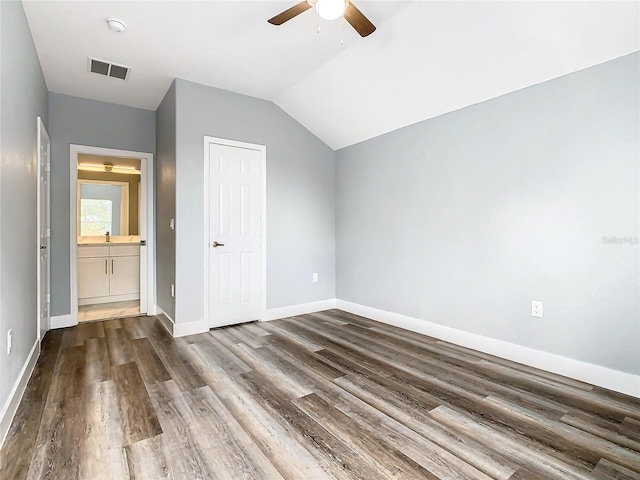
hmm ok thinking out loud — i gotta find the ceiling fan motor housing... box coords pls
[268,0,375,37]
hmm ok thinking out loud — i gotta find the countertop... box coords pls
[78,235,141,246]
[78,242,141,246]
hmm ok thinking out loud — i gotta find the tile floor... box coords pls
[78,299,141,322]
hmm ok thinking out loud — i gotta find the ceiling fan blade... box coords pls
[268,1,313,26]
[344,2,376,37]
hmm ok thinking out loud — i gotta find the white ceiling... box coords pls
[23,1,640,150]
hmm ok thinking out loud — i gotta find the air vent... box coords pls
[88,57,131,80]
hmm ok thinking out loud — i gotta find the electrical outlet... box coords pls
[7,329,13,355]
[312,273,319,283]
[171,284,175,298]
[531,300,543,318]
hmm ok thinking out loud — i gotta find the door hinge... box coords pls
[46,294,50,303]
[46,162,51,172]
[46,228,51,237]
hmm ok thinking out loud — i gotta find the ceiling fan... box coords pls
[268,0,376,38]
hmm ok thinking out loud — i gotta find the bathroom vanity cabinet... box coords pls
[77,244,140,305]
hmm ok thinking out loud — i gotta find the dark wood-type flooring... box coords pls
[1,310,640,479]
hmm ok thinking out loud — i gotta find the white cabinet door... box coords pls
[78,257,110,299]
[110,256,140,296]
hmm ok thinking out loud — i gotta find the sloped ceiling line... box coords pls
[23,0,640,150]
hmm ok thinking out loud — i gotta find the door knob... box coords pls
[211,241,225,248]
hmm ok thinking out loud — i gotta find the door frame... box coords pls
[203,136,267,329]
[70,145,155,325]
[36,117,50,342]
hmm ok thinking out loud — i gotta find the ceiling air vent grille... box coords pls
[88,57,131,80]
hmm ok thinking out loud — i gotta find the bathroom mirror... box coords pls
[77,155,141,238]
[78,180,129,236]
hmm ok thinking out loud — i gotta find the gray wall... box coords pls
[336,53,640,375]
[155,81,176,320]
[173,79,336,324]
[0,0,48,417]
[48,93,155,316]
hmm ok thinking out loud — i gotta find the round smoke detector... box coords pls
[106,18,126,33]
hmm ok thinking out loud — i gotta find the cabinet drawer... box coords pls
[78,246,110,258]
[109,245,140,257]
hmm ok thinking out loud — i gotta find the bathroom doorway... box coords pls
[70,145,155,324]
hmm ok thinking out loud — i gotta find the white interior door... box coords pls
[37,117,50,342]
[208,141,263,328]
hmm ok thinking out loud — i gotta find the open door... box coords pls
[37,117,50,342]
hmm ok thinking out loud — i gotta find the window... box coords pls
[80,199,113,236]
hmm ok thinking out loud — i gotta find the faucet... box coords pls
[105,231,110,243]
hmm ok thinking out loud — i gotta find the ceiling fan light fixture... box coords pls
[316,0,346,21]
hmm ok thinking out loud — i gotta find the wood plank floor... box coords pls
[1,310,639,479]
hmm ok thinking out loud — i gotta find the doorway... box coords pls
[204,137,266,329]
[70,145,154,324]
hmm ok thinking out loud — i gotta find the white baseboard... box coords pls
[0,339,40,447]
[174,319,209,337]
[158,298,338,336]
[156,309,175,336]
[261,299,337,322]
[50,314,75,329]
[79,293,139,306]
[336,300,640,399]
[155,309,208,338]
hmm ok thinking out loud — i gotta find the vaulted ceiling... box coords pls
[23,1,640,150]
